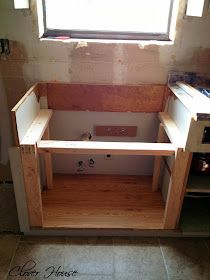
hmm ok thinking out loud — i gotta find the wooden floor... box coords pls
[42,174,165,229]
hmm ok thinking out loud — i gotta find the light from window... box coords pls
[186,0,205,17]
[43,0,175,40]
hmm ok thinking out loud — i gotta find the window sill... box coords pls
[40,37,174,47]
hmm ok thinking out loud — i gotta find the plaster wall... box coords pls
[0,0,210,175]
[50,111,158,175]
[1,0,210,107]
[0,70,12,180]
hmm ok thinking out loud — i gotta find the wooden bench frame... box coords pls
[11,82,193,230]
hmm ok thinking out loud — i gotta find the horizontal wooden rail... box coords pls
[20,109,53,145]
[37,140,176,156]
[159,112,185,148]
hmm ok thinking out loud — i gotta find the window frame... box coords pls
[41,0,175,41]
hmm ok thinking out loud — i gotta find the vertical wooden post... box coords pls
[152,124,166,191]
[43,126,53,189]
[163,149,192,229]
[20,145,43,227]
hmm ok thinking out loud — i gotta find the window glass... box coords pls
[43,0,174,40]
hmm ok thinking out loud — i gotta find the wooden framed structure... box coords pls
[10,82,210,233]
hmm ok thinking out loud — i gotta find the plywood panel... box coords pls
[11,84,40,145]
[40,83,168,112]
[167,94,192,147]
[42,174,165,229]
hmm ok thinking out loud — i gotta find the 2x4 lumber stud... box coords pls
[163,149,192,229]
[158,112,184,148]
[43,126,53,189]
[37,141,176,156]
[20,109,53,145]
[152,124,166,192]
[20,144,43,227]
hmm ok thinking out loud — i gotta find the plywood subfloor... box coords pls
[42,175,165,229]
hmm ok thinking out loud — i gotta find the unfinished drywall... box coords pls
[50,111,159,175]
[1,0,210,174]
[0,72,18,232]
[0,74,12,180]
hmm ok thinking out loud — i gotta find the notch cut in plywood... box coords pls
[38,140,176,156]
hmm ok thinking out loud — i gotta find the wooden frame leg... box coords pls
[152,124,166,191]
[43,126,53,189]
[163,149,192,229]
[20,145,43,227]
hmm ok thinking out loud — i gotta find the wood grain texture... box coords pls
[43,126,53,189]
[42,174,165,229]
[152,124,166,192]
[20,109,53,145]
[38,140,176,156]
[163,149,192,229]
[159,112,185,148]
[20,145,43,227]
[38,83,168,112]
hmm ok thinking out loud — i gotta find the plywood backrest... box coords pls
[38,83,168,113]
[11,84,40,145]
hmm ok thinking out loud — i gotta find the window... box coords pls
[41,0,175,41]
